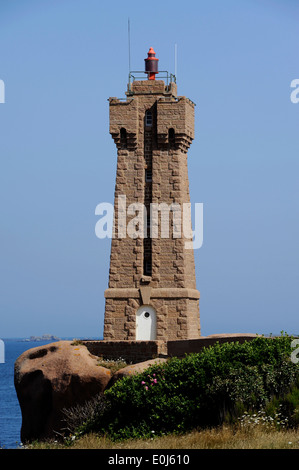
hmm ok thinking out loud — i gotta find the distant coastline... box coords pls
[20,334,60,342]
[17,335,101,342]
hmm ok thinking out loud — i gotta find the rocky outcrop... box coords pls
[108,358,167,387]
[15,334,260,443]
[14,341,169,443]
[14,341,112,442]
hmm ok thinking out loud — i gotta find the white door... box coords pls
[136,305,157,340]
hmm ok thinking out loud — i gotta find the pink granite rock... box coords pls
[14,341,112,442]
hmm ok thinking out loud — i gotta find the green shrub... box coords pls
[81,334,299,440]
[265,377,299,428]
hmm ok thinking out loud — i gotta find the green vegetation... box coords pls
[96,357,129,373]
[64,333,299,443]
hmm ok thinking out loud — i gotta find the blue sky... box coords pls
[0,0,298,338]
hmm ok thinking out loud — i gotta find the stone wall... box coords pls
[82,339,167,363]
[167,334,260,358]
[83,334,259,363]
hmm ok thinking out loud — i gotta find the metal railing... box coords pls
[128,71,176,92]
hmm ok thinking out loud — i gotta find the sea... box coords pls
[0,337,96,449]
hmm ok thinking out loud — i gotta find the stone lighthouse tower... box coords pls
[103,48,200,342]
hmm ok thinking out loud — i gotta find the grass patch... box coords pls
[27,425,299,450]
[96,357,129,373]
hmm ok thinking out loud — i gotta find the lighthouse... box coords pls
[103,48,200,342]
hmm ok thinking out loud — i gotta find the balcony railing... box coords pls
[128,71,176,92]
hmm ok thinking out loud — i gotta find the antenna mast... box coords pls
[128,18,131,73]
[175,43,177,79]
